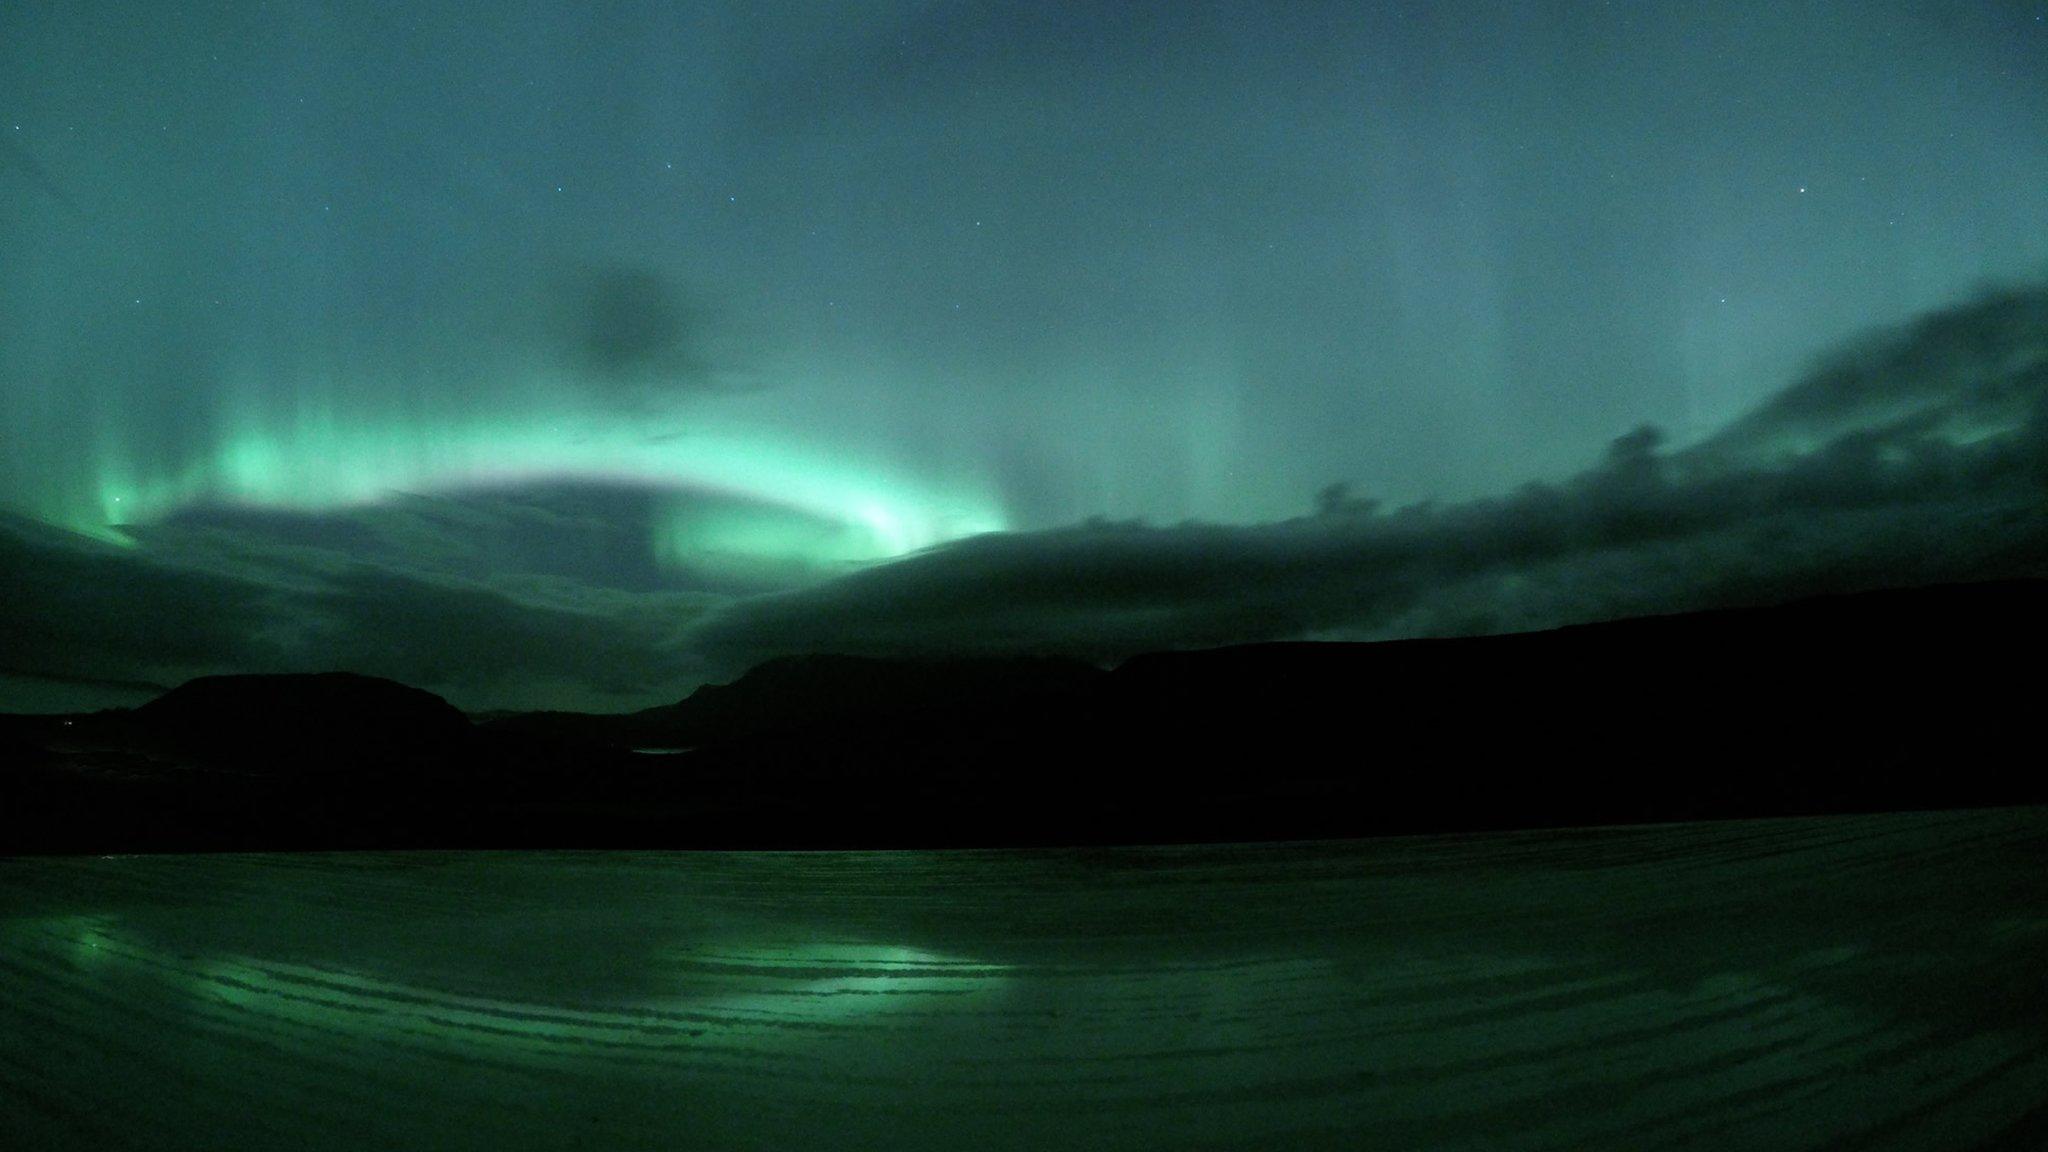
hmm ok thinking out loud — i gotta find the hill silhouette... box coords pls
[3,578,2043,853]
[487,654,1103,750]
[136,672,474,767]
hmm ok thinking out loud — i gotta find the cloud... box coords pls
[537,262,747,403]
[0,135,90,221]
[0,517,288,687]
[145,485,686,595]
[0,509,719,713]
[689,282,2048,668]
[287,566,712,710]
[1688,282,2048,469]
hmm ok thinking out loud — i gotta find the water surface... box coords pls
[3,809,2045,1150]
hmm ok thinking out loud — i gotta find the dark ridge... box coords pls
[134,672,474,767]
[487,654,1104,749]
[3,578,2044,854]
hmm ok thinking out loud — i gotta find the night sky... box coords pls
[4,1,2048,711]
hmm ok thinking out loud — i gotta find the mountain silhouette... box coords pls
[136,672,473,766]
[3,578,2043,853]
[488,654,1103,750]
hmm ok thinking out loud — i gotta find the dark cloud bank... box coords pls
[692,281,2048,665]
[5,281,2047,712]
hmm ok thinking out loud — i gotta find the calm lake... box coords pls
[2,808,2044,1150]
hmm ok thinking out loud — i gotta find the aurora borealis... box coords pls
[5,2,2048,710]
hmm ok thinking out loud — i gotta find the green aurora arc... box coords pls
[17,382,1009,576]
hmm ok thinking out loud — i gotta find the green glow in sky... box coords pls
[6,0,2048,712]
[24,375,1006,571]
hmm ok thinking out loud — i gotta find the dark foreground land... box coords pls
[1,809,2044,1150]
[2,578,2044,854]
